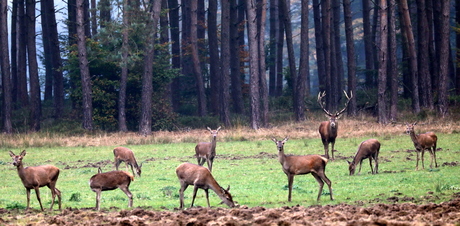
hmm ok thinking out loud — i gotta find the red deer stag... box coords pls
[347,139,380,175]
[272,137,334,202]
[113,147,142,177]
[317,90,353,159]
[405,122,438,170]
[176,162,235,209]
[89,168,134,210]
[9,150,62,211]
[195,126,221,172]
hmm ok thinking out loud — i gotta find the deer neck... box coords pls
[211,136,217,151]
[278,147,286,164]
[409,130,420,146]
[329,122,338,136]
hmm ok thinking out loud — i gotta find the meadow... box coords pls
[1,118,460,212]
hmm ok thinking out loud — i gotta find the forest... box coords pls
[0,0,456,134]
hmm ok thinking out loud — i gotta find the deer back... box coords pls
[417,132,437,148]
[352,139,380,162]
[20,165,60,188]
[113,147,136,163]
[283,154,328,175]
[195,142,213,157]
[90,171,133,191]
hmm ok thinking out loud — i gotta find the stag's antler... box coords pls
[317,90,353,117]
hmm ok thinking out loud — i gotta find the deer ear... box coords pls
[271,138,278,143]
[226,185,230,191]
[413,122,417,126]
[283,137,289,142]
[346,160,351,164]
[20,150,26,156]
[207,127,212,131]
[97,167,102,174]
[9,151,15,157]
[217,126,222,131]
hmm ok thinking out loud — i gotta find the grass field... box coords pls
[1,120,460,211]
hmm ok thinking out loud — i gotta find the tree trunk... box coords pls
[388,0,398,121]
[295,0,309,121]
[332,0,343,107]
[322,0,333,110]
[268,0,278,97]
[257,0,268,127]
[41,0,53,102]
[190,0,207,117]
[26,0,41,131]
[168,0,181,112]
[417,0,433,109]
[343,0,357,116]
[220,0,231,126]
[139,0,162,135]
[90,0,97,37]
[0,0,12,133]
[11,0,17,104]
[378,0,388,124]
[17,0,28,107]
[398,0,420,114]
[456,0,460,95]
[246,0,260,130]
[280,0,297,110]
[41,0,64,119]
[118,0,130,132]
[208,0,220,115]
[363,0,375,88]
[230,0,244,114]
[437,0,450,116]
[77,0,93,130]
[313,0,325,93]
[276,2,284,97]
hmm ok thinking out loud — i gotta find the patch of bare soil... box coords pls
[2,197,460,225]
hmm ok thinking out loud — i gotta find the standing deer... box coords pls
[317,90,353,159]
[272,137,334,202]
[176,162,235,209]
[195,126,221,172]
[347,139,381,175]
[113,147,142,177]
[9,150,62,211]
[89,168,134,211]
[405,122,438,170]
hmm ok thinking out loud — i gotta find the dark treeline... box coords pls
[0,0,456,134]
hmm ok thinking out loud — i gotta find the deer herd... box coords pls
[8,92,441,211]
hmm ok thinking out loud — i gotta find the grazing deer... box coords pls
[195,126,221,172]
[272,137,334,202]
[317,90,353,159]
[89,168,134,211]
[113,147,142,177]
[405,122,438,170]
[9,150,62,211]
[176,162,235,209]
[347,139,381,175]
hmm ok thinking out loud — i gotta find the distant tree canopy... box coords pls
[0,0,456,133]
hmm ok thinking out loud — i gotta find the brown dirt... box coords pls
[1,197,460,225]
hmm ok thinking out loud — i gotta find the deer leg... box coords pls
[207,158,213,172]
[129,164,135,177]
[119,186,133,208]
[415,150,420,170]
[114,159,120,171]
[287,174,294,202]
[374,155,379,174]
[26,188,31,211]
[314,172,334,201]
[178,183,188,209]
[322,140,329,159]
[191,186,199,207]
[357,160,363,175]
[312,173,325,202]
[55,188,62,210]
[331,141,335,160]
[421,150,425,169]
[47,185,56,211]
[433,146,438,168]
[34,187,44,211]
[368,158,374,174]
[95,190,101,211]
[204,189,210,207]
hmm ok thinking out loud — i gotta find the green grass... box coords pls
[2,133,460,211]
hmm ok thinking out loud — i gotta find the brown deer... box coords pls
[9,150,62,211]
[405,122,438,170]
[272,137,334,202]
[176,162,235,209]
[317,90,353,159]
[89,168,134,211]
[113,147,142,177]
[195,126,221,172]
[347,139,381,175]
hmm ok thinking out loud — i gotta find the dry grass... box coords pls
[1,116,459,148]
